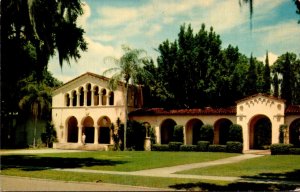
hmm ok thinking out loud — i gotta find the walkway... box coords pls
[53,154,261,182]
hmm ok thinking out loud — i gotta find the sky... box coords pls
[48,0,300,83]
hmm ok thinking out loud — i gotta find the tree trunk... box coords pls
[33,115,37,148]
[124,83,128,150]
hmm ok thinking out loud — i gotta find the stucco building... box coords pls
[52,72,300,151]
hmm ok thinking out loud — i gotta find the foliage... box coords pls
[180,145,198,152]
[197,141,210,152]
[127,120,146,151]
[208,145,227,152]
[168,142,183,151]
[173,125,184,142]
[149,126,157,145]
[151,144,169,151]
[41,121,57,148]
[226,142,243,153]
[228,124,243,143]
[103,45,151,150]
[110,118,123,151]
[199,124,214,143]
[270,144,293,155]
[289,148,300,155]
[279,124,288,144]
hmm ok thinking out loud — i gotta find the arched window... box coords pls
[72,91,77,106]
[101,89,107,105]
[65,93,70,106]
[86,84,91,106]
[109,91,114,106]
[94,86,99,106]
[79,87,84,106]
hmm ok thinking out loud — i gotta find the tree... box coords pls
[263,51,271,94]
[103,45,150,150]
[18,72,53,147]
[273,73,280,97]
[245,54,258,95]
[2,0,87,146]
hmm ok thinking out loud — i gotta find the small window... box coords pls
[101,89,107,105]
[109,91,114,106]
[72,91,77,106]
[65,94,70,106]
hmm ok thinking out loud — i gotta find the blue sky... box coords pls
[49,0,300,83]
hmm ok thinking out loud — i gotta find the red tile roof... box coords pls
[130,106,236,116]
[285,105,300,114]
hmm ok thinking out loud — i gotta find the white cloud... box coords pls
[257,52,278,66]
[77,2,91,28]
[97,7,138,26]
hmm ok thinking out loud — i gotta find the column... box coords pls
[91,90,95,106]
[84,90,87,106]
[78,125,83,144]
[183,126,187,145]
[70,96,73,107]
[64,125,68,143]
[155,126,160,144]
[94,126,99,144]
[77,92,80,107]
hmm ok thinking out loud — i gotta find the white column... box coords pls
[84,90,87,106]
[77,92,80,107]
[70,96,73,107]
[94,126,99,144]
[155,126,160,144]
[183,126,187,145]
[78,125,83,144]
[91,90,95,106]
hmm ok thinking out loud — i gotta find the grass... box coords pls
[1,151,237,171]
[178,155,300,181]
[1,151,300,190]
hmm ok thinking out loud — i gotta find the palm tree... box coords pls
[103,45,151,150]
[18,74,52,147]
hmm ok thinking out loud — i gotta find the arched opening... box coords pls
[101,89,107,106]
[79,87,84,106]
[160,119,176,144]
[94,86,99,106]
[72,90,77,106]
[109,91,114,106]
[249,115,272,149]
[185,119,203,145]
[67,116,78,143]
[289,118,300,147]
[97,116,111,144]
[214,119,233,145]
[82,116,94,144]
[65,93,70,107]
[86,84,92,106]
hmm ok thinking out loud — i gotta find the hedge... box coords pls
[168,142,183,151]
[226,141,243,153]
[199,125,214,144]
[228,124,243,143]
[197,141,210,152]
[270,144,293,155]
[208,144,227,152]
[289,148,300,155]
[180,145,198,152]
[151,144,169,151]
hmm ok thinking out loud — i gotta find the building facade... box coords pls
[52,72,300,151]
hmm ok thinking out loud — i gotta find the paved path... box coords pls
[53,154,262,182]
[0,175,169,191]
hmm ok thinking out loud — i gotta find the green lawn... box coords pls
[178,155,300,181]
[1,151,237,171]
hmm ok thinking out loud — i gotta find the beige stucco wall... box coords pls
[236,95,285,151]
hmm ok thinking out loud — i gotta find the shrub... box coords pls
[289,148,300,155]
[180,145,198,152]
[279,124,288,144]
[208,144,227,152]
[199,124,214,144]
[168,142,183,151]
[151,144,169,151]
[226,141,243,153]
[127,120,146,150]
[228,124,243,143]
[197,141,210,152]
[173,125,184,142]
[270,144,293,155]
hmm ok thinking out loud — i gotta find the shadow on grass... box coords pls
[241,169,300,182]
[169,181,300,191]
[1,155,127,171]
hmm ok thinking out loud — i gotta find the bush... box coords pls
[173,125,184,142]
[270,144,293,155]
[199,124,214,144]
[151,144,169,151]
[180,145,198,152]
[127,120,146,150]
[228,124,243,143]
[226,141,243,153]
[197,141,210,152]
[289,148,300,155]
[169,142,183,151]
[208,144,227,152]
